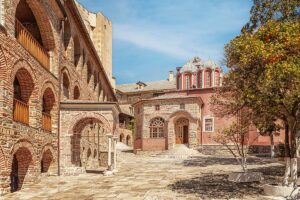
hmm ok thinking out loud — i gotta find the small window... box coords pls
[204,117,214,132]
[180,104,185,110]
[155,105,160,111]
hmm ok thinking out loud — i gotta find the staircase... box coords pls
[156,144,200,159]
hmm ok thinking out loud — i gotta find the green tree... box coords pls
[218,19,300,186]
[243,0,300,32]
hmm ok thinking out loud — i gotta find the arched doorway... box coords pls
[62,72,70,99]
[119,133,124,143]
[71,118,108,169]
[175,118,189,144]
[41,149,53,174]
[13,68,34,124]
[42,88,55,132]
[10,147,33,192]
[126,135,131,146]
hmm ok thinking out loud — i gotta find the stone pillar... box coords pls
[202,70,205,88]
[112,136,118,173]
[103,134,113,176]
[212,69,215,87]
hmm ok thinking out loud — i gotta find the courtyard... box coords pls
[2,147,287,200]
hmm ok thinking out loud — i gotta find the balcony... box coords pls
[15,19,50,70]
[13,98,29,125]
[42,112,52,132]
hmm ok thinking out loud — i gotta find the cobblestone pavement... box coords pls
[2,150,284,200]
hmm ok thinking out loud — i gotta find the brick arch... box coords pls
[40,144,56,161]
[10,60,37,102]
[40,145,56,174]
[73,82,81,100]
[68,112,111,135]
[10,59,36,87]
[40,81,57,103]
[13,0,55,50]
[0,147,6,170]
[10,140,36,160]
[0,45,8,77]
[73,35,81,68]
[168,110,197,123]
[9,140,37,191]
[62,70,71,100]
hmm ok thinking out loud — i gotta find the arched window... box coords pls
[215,70,220,87]
[87,62,92,84]
[94,71,98,90]
[149,117,165,138]
[177,74,182,90]
[74,36,81,67]
[205,70,212,87]
[64,20,71,53]
[13,68,34,124]
[15,0,53,69]
[42,88,55,132]
[184,73,192,90]
[197,71,202,88]
[62,73,70,99]
[74,86,80,100]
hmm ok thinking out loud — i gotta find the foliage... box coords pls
[243,0,300,32]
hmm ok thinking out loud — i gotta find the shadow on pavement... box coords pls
[183,156,274,167]
[169,165,288,199]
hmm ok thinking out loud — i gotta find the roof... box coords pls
[132,93,204,106]
[117,79,176,93]
[179,56,221,73]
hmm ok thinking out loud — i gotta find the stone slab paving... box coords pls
[2,151,285,200]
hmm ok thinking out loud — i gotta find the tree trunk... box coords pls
[290,125,298,187]
[283,157,291,186]
[240,157,247,172]
[283,123,291,186]
[270,133,275,158]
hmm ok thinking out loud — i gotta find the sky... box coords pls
[77,0,253,84]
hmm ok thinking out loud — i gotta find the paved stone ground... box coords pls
[2,149,287,200]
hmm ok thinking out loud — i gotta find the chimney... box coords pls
[168,71,174,82]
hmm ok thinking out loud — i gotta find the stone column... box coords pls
[212,69,215,87]
[201,70,205,88]
[112,136,118,173]
[104,134,113,176]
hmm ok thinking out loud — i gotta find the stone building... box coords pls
[0,0,118,195]
[130,57,285,151]
[116,71,176,146]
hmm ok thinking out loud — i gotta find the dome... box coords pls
[204,60,219,69]
[179,56,204,73]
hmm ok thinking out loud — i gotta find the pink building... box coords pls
[126,57,285,151]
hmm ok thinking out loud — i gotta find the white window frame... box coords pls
[203,117,214,132]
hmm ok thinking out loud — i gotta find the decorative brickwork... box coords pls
[0,0,117,196]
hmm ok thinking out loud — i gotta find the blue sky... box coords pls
[77,0,253,84]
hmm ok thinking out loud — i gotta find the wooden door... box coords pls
[176,126,184,144]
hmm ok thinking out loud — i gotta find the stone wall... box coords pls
[75,1,113,87]
[0,0,117,195]
[134,98,201,150]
